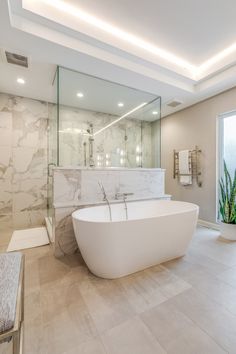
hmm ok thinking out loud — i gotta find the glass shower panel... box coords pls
[47,67,58,228]
[57,66,161,168]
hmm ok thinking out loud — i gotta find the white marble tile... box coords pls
[53,170,81,204]
[81,169,120,203]
[0,146,12,168]
[13,147,37,173]
[54,207,78,257]
[58,104,157,168]
[0,112,12,146]
[0,93,48,230]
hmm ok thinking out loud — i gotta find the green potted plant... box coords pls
[219,161,236,240]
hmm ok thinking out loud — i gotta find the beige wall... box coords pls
[161,87,236,223]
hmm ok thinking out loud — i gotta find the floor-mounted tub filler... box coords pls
[72,200,199,279]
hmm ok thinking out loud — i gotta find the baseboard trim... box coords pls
[198,219,220,230]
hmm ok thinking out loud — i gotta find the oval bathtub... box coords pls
[72,200,199,279]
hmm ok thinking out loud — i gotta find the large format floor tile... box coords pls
[1,225,236,354]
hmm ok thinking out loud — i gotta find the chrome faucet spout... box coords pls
[98,181,106,201]
[98,181,112,221]
[114,192,134,220]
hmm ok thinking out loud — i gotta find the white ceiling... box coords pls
[0,0,236,117]
[68,0,236,65]
[0,57,56,103]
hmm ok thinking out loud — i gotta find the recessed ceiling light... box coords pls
[77,92,84,98]
[118,102,124,107]
[152,111,158,115]
[17,78,25,84]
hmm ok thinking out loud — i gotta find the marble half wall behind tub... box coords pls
[0,93,48,232]
[53,167,168,257]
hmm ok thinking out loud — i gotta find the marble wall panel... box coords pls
[0,93,48,232]
[53,169,81,205]
[53,167,167,257]
[54,206,78,258]
[53,168,166,207]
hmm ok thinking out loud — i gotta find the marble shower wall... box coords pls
[0,93,48,231]
[0,93,160,236]
[58,105,156,168]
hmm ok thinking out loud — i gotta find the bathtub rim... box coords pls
[72,200,199,224]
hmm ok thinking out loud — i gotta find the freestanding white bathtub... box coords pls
[72,200,199,279]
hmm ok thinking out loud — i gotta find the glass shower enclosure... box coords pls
[47,66,161,235]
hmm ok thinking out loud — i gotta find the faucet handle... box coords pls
[115,192,134,200]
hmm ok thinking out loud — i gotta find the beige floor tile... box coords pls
[40,281,98,343]
[169,287,236,352]
[78,275,135,334]
[185,247,229,274]
[38,251,79,286]
[2,226,236,354]
[165,260,236,315]
[141,300,227,354]
[0,245,7,253]
[117,269,167,313]
[217,265,236,288]
[190,227,236,267]
[24,258,40,295]
[25,290,42,324]
[163,248,236,316]
[24,318,45,354]
[147,264,192,298]
[0,341,12,354]
[23,244,52,263]
[102,317,166,354]
[0,224,12,247]
[62,338,107,354]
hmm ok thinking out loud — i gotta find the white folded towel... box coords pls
[179,150,192,185]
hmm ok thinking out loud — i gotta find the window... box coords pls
[218,112,236,220]
[222,114,236,178]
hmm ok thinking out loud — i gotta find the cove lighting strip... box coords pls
[35,0,236,79]
[40,0,195,73]
[93,102,147,136]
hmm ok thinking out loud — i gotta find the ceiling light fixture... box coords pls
[41,0,196,74]
[17,78,25,84]
[152,111,158,115]
[77,92,84,98]
[118,102,124,107]
[94,102,147,136]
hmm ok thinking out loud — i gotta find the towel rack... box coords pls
[173,146,202,187]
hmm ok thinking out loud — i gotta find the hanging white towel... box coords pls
[179,150,192,185]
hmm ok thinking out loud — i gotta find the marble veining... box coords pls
[0,93,48,230]
[53,168,166,207]
[58,105,160,168]
[53,167,168,257]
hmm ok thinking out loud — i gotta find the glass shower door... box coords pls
[46,68,58,241]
